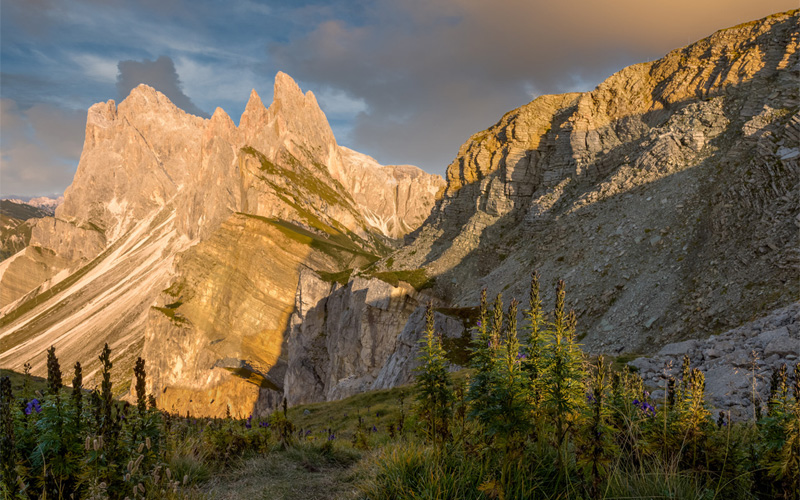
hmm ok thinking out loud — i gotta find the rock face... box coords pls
[1,11,797,417]
[282,11,799,406]
[336,147,445,239]
[285,270,468,405]
[384,10,799,354]
[629,303,799,420]
[0,200,52,262]
[0,72,442,417]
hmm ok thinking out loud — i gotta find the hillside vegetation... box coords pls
[2,275,797,499]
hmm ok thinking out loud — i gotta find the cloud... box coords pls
[71,53,119,83]
[270,0,797,174]
[116,55,210,117]
[0,98,85,197]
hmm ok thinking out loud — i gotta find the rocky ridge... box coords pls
[0,200,54,261]
[289,11,799,406]
[0,73,442,417]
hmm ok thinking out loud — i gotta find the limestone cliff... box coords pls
[336,147,445,239]
[289,10,799,407]
[389,10,799,354]
[285,270,468,405]
[0,72,442,416]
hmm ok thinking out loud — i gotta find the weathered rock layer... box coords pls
[0,73,442,416]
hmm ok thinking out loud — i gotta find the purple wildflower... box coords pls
[372,425,378,433]
[245,415,252,429]
[517,353,527,360]
[586,392,595,404]
[305,430,312,437]
[25,399,41,415]
[328,433,336,441]
[477,321,482,327]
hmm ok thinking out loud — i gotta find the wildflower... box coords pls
[305,430,312,437]
[245,415,252,429]
[586,392,595,404]
[632,399,640,406]
[372,425,378,433]
[24,399,41,415]
[328,433,336,441]
[516,353,527,360]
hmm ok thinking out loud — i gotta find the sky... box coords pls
[0,0,796,197]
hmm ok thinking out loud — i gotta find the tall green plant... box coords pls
[0,376,18,498]
[676,367,711,468]
[577,356,616,500]
[542,280,585,469]
[486,299,530,444]
[415,301,452,445]
[522,271,546,424]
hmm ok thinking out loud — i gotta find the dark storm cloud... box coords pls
[270,0,797,173]
[116,56,210,118]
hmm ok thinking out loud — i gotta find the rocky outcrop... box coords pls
[629,302,799,420]
[336,147,445,239]
[285,271,468,405]
[386,10,799,354]
[0,200,53,262]
[0,70,442,417]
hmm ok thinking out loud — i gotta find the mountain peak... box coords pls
[273,71,304,104]
[239,89,268,132]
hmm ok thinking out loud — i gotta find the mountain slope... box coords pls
[288,10,799,404]
[406,10,800,351]
[0,73,443,416]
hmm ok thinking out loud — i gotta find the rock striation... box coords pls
[0,72,442,417]
[387,10,799,353]
[1,11,797,417]
[336,147,445,239]
[286,10,799,406]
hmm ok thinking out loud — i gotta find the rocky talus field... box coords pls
[0,11,798,419]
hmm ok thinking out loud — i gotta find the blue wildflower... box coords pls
[25,399,41,415]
